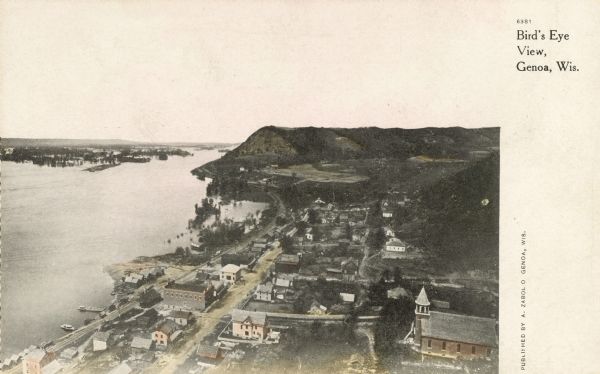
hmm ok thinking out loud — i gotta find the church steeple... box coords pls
[415,286,430,317]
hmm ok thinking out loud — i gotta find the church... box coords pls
[412,287,498,360]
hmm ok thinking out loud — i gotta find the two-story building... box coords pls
[152,320,180,348]
[220,264,241,285]
[162,280,215,311]
[382,239,407,259]
[275,254,300,273]
[255,282,273,301]
[231,309,269,341]
[23,349,53,374]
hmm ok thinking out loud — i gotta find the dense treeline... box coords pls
[219,126,499,167]
[418,153,500,270]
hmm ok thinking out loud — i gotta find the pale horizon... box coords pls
[1,1,504,144]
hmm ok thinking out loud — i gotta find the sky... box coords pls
[1,1,505,143]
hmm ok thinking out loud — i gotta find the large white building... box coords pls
[382,239,407,259]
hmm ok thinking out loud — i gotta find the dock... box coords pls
[77,306,104,313]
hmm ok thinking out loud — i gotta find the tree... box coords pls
[280,235,295,254]
[368,227,386,249]
[307,209,319,224]
[295,221,309,236]
[392,266,404,285]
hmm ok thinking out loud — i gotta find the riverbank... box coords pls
[0,150,222,359]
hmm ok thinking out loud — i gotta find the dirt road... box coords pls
[143,245,282,374]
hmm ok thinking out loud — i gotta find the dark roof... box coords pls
[196,345,220,359]
[165,280,212,293]
[431,299,451,309]
[277,254,300,265]
[156,320,179,336]
[170,310,192,319]
[421,311,497,347]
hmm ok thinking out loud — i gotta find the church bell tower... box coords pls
[414,286,430,346]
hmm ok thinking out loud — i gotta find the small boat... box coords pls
[60,324,75,331]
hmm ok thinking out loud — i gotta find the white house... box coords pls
[385,239,406,252]
[340,293,356,303]
[382,239,407,259]
[220,264,241,285]
[255,282,273,301]
[305,228,313,241]
[383,226,395,238]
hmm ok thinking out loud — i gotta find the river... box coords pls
[0,149,265,358]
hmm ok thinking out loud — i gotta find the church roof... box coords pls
[415,287,430,306]
[421,311,497,347]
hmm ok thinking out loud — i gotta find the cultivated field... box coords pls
[265,164,368,184]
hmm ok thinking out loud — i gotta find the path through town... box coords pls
[144,245,283,374]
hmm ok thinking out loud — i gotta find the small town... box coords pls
[3,127,499,374]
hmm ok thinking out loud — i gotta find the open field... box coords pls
[265,164,368,184]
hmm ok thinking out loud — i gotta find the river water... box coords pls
[0,149,264,358]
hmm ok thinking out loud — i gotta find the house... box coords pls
[413,287,497,359]
[152,320,179,348]
[140,266,165,280]
[275,254,300,273]
[340,293,356,303]
[124,273,144,287]
[383,226,395,238]
[305,227,313,241]
[92,331,111,352]
[220,264,241,285]
[131,337,154,353]
[351,228,368,243]
[326,267,343,278]
[341,259,359,275]
[136,308,160,328]
[59,348,78,361]
[23,349,52,374]
[387,286,412,300]
[382,209,393,218]
[196,344,222,362]
[231,309,269,340]
[385,239,406,252]
[382,239,407,259]
[255,282,273,301]
[162,280,215,311]
[308,301,328,315]
[169,310,193,326]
